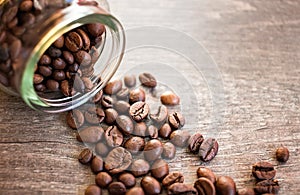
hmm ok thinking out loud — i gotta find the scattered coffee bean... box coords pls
[78,126,104,143]
[196,166,216,184]
[199,138,219,162]
[124,136,145,155]
[254,179,280,194]
[95,142,109,157]
[189,133,204,154]
[73,75,85,93]
[162,142,176,159]
[91,90,103,103]
[276,146,289,162]
[162,172,184,187]
[160,91,180,106]
[108,182,126,195]
[129,88,145,104]
[117,88,130,100]
[104,79,122,95]
[168,112,185,130]
[151,159,169,180]
[139,73,157,88]
[252,162,276,180]
[150,105,168,124]
[147,125,159,139]
[194,177,216,195]
[105,126,123,148]
[124,74,136,87]
[141,176,161,195]
[76,28,91,50]
[84,107,105,124]
[130,159,150,177]
[237,188,255,195]
[126,187,145,195]
[78,148,93,164]
[159,123,172,139]
[215,176,236,195]
[144,139,163,162]
[129,101,149,122]
[95,172,112,188]
[66,109,84,129]
[118,173,136,188]
[170,130,190,148]
[104,147,132,175]
[82,77,93,92]
[91,156,104,174]
[114,100,130,114]
[104,108,118,124]
[167,183,197,195]
[101,95,114,108]
[134,122,147,137]
[85,184,101,195]
[116,115,134,135]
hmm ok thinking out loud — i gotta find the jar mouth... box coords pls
[20,5,125,113]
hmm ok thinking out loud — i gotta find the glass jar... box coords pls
[0,0,125,113]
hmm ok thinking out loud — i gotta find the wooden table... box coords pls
[1,0,299,194]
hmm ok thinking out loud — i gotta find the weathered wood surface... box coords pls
[1,0,300,194]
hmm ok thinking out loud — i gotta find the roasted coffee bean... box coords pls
[82,77,93,91]
[160,91,180,105]
[91,156,104,174]
[34,83,46,92]
[144,139,163,162]
[66,109,84,129]
[0,59,12,73]
[7,17,18,29]
[0,43,9,61]
[52,58,66,69]
[194,177,216,195]
[20,12,35,27]
[189,133,204,154]
[33,74,44,84]
[104,79,122,95]
[150,105,168,124]
[130,159,150,177]
[254,179,280,194]
[47,46,62,58]
[162,172,184,187]
[105,147,132,175]
[46,79,59,91]
[124,136,145,155]
[114,100,130,114]
[87,23,105,37]
[151,159,169,180]
[85,107,105,124]
[78,126,104,143]
[1,5,18,24]
[90,46,100,63]
[129,88,145,104]
[118,173,136,188]
[78,148,93,164]
[53,36,64,48]
[19,0,33,12]
[52,70,66,81]
[81,66,94,77]
[39,54,51,65]
[141,176,161,195]
[215,176,236,195]
[95,142,109,157]
[101,95,113,108]
[95,172,112,188]
[147,125,159,139]
[162,142,176,159]
[126,187,145,195]
[168,183,197,195]
[61,80,75,96]
[199,138,219,162]
[116,115,134,135]
[38,66,52,77]
[276,146,289,162]
[76,28,91,50]
[124,74,136,87]
[65,31,83,52]
[237,188,255,195]
[74,75,85,93]
[85,184,101,195]
[168,112,185,130]
[117,88,130,100]
[12,26,26,36]
[75,50,92,66]
[91,90,103,103]
[139,73,157,88]
[129,101,149,122]
[170,130,190,148]
[63,50,74,65]
[9,39,21,60]
[105,126,123,148]
[196,166,216,184]
[159,123,172,139]
[252,162,276,180]
[0,72,9,87]
[105,108,118,124]
[134,122,147,137]
[108,182,126,195]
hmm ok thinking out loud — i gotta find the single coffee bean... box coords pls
[151,159,169,180]
[134,122,147,137]
[116,115,134,135]
[124,136,145,155]
[38,66,52,77]
[129,101,149,122]
[91,90,103,103]
[147,125,159,139]
[162,142,176,159]
[237,188,255,195]
[160,91,180,105]
[105,108,118,124]
[46,79,59,91]
[101,95,114,108]
[276,146,289,162]
[95,172,112,188]
[95,142,109,157]
[1,5,18,24]
[63,50,75,65]
[76,28,91,50]
[74,50,92,66]
[9,39,21,60]
[199,138,219,162]
[130,159,150,177]
[150,105,168,124]
[61,80,75,97]
[52,58,67,70]
[170,130,190,148]
[117,88,130,100]
[254,179,280,194]
[91,156,104,174]
[39,54,51,65]
[90,46,100,63]
[73,75,85,93]
[189,133,204,154]
[252,162,276,180]
[66,109,84,129]
[19,0,33,12]
[129,88,145,104]
[82,77,93,92]
[196,166,216,184]
[168,112,185,130]
[65,31,83,52]
[159,123,172,139]
[84,107,105,124]
[78,148,93,164]
[215,176,236,195]
[78,126,104,143]
[0,43,9,61]
[167,183,197,195]
[33,74,44,84]
[141,176,161,195]
[144,139,163,162]
[194,177,216,195]
[87,23,105,37]
[34,83,46,92]
[85,184,101,195]
[52,70,66,81]
[124,74,136,87]
[12,26,26,36]
[47,46,62,58]
[104,147,132,175]
[104,79,122,95]
[81,65,94,77]
[114,100,130,114]
[162,172,184,187]
[126,187,145,195]
[108,182,126,195]
[105,126,123,148]
[139,73,157,88]
[118,173,136,188]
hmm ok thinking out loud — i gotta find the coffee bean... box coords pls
[144,139,163,162]
[39,54,51,65]
[95,172,112,188]
[151,159,169,180]
[199,138,219,162]
[134,122,147,137]
[74,75,85,93]
[76,28,91,50]
[139,73,157,88]
[0,43,9,61]
[170,130,190,148]
[150,105,168,124]
[276,146,289,162]
[141,176,161,195]
[159,123,172,139]
[78,126,104,143]
[75,50,92,67]
[160,91,180,105]
[19,0,33,12]
[215,176,236,195]
[129,101,149,122]
[254,179,280,194]
[12,26,26,36]
[101,95,114,108]
[194,177,216,195]
[0,72,9,87]
[95,142,109,157]
[129,88,145,104]
[90,46,100,63]
[82,77,93,92]
[105,108,118,124]
[0,59,12,73]
[237,188,255,195]
[52,58,67,69]
[38,66,52,77]
[104,79,122,95]
[168,112,185,130]
[87,23,105,37]
[46,79,59,91]
[66,109,84,129]
[162,142,176,159]
[130,159,150,177]
[116,115,134,135]
[252,162,276,180]
[118,173,136,188]
[9,39,21,60]
[91,156,104,174]
[108,182,126,195]
[61,80,75,97]
[126,187,145,195]
[162,172,184,187]
[105,126,123,148]
[91,90,103,103]
[33,74,44,84]
[62,51,74,65]
[34,83,46,92]
[196,166,216,184]
[189,133,204,154]
[53,36,64,48]
[65,31,83,52]
[84,107,105,124]
[81,66,94,77]
[147,125,159,139]
[1,5,18,24]
[85,184,101,195]
[124,74,136,87]
[78,148,93,164]
[105,147,132,175]
[52,70,66,81]
[47,46,62,58]
[168,183,197,195]
[7,17,18,29]
[124,136,145,155]
[116,88,129,100]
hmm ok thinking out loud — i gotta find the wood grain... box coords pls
[1,0,300,194]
